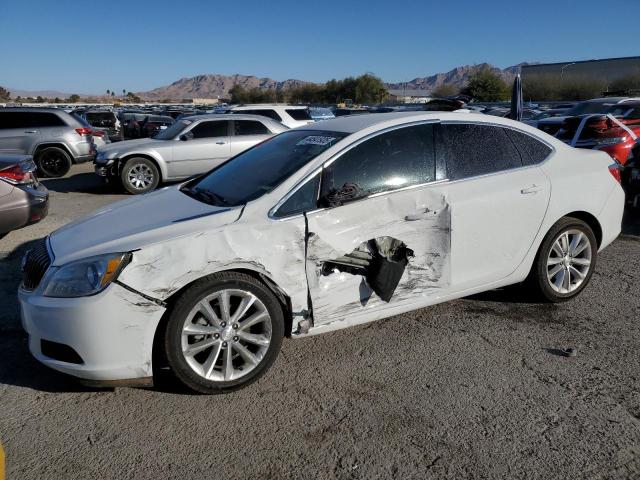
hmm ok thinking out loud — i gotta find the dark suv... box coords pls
[0,107,96,177]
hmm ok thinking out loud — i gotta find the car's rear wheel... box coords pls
[120,157,159,194]
[35,147,72,178]
[528,217,597,302]
[164,272,284,394]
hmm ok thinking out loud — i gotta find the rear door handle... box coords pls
[215,141,226,145]
[24,130,37,134]
[521,185,543,195]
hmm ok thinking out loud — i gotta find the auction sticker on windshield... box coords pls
[296,135,337,146]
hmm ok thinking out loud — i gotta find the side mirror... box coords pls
[179,132,193,141]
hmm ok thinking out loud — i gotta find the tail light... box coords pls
[0,160,37,185]
[75,127,93,136]
[609,163,622,184]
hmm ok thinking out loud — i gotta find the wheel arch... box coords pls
[33,142,73,161]
[150,266,294,375]
[563,210,602,248]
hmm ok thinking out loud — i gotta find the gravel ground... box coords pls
[1,163,639,479]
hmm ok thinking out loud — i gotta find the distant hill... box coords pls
[5,63,530,102]
[137,64,528,100]
[7,88,83,99]
[386,63,527,92]
[138,74,311,100]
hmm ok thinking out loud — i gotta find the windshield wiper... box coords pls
[184,186,228,206]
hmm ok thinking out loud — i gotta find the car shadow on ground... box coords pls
[622,207,640,236]
[40,172,118,194]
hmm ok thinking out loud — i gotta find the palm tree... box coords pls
[106,89,110,96]
[122,89,126,98]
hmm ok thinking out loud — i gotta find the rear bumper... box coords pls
[74,154,94,164]
[597,184,625,250]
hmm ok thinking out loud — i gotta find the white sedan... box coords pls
[19,112,624,393]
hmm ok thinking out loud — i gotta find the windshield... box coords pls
[183,129,348,206]
[566,101,614,116]
[154,119,189,139]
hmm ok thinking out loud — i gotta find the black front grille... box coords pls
[22,238,51,291]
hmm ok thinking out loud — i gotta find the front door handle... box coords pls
[215,141,226,145]
[24,130,37,134]
[521,185,543,195]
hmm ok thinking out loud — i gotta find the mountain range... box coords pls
[6,63,527,100]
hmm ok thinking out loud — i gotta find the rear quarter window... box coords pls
[506,129,552,166]
[286,109,312,121]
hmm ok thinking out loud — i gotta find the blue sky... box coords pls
[1,0,637,93]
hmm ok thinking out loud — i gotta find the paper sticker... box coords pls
[297,136,337,146]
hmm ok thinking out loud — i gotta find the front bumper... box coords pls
[94,159,117,178]
[19,282,166,382]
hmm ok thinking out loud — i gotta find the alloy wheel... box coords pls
[127,163,154,189]
[546,229,592,294]
[180,289,272,382]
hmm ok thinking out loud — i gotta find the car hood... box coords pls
[98,138,169,156]
[48,186,242,266]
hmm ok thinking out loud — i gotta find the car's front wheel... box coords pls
[528,217,597,302]
[164,272,284,394]
[120,157,160,194]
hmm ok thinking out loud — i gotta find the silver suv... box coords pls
[0,107,96,177]
[94,114,287,194]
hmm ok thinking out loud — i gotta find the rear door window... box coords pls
[189,120,229,138]
[436,123,522,180]
[31,112,67,127]
[233,120,270,136]
[319,123,436,207]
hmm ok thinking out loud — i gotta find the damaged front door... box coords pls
[304,123,451,328]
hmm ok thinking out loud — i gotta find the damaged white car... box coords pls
[19,112,624,393]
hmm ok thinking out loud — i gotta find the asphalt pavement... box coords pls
[1,163,639,479]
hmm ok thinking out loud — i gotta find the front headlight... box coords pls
[43,253,131,298]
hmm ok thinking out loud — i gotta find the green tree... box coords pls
[0,86,10,101]
[68,94,80,103]
[354,73,387,104]
[36,95,45,103]
[431,84,459,97]
[464,66,509,101]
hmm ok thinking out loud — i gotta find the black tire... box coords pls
[120,157,160,195]
[164,272,285,394]
[526,217,597,303]
[35,147,72,178]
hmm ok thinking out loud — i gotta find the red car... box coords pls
[556,102,640,165]
[556,103,640,205]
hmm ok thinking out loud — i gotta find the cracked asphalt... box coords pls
[1,163,639,479]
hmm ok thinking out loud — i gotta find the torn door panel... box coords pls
[305,189,451,327]
[118,219,310,316]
